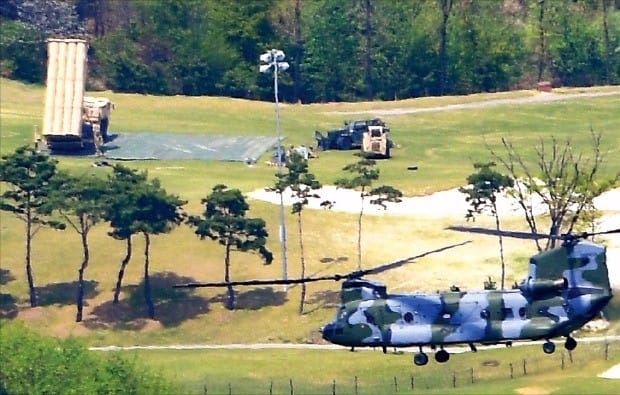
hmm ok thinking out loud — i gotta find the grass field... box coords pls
[1,78,620,392]
[118,342,620,394]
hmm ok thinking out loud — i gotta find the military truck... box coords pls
[41,38,112,153]
[314,118,392,157]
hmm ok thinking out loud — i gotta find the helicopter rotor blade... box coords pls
[446,225,553,240]
[174,275,336,288]
[174,241,471,289]
[447,225,620,240]
[589,228,620,236]
[358,240,472,277]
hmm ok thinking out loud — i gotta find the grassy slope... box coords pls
[1,78,620,390]
[128,342,620,394]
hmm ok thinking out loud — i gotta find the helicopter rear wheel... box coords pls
[435,349,450,363]
[564,336,577,351]
[542,341,556,354]
[414,352,429,366]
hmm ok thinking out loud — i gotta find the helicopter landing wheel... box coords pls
[542,340,556,354]
[564,336,577,351]
[435,349,450,363]
[414,351,429,366]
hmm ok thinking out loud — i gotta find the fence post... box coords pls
[605,341,609,361]
[228,383,232,395]
[410,375,414,390]
[452,371,456,388]
[204,384,208,395]
[509,363,513,379]
[522,359,527,376]
[470,367,474,384]
[269,381,273,395]
[393,376,398,392]
[290,378,294,395]
[332,379,336,395]
[561,352,565,370]
[354,376,358,395]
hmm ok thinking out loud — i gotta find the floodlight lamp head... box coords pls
[260,52,273,64]
[278,62,290,71]
[274,50,286,62]
[259,64,272,74]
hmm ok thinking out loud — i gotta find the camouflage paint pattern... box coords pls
[322,240,613,349]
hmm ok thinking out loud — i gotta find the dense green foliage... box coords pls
[1,0,619,102]
[0,322,177,394]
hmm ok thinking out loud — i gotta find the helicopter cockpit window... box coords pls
[480,309,490,319]
[518,307,527,319]
[403,312,414,323]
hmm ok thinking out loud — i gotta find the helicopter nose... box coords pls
[321,323,334,341]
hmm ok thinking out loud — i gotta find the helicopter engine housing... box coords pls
[520,277,568,296]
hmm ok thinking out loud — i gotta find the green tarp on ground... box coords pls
[102,132,281,161]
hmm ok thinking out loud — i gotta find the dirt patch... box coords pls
[17,306,46,320]
[515,386,558,395]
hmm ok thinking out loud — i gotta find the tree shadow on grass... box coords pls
[210,287,287,310]
[0,269,18,319]
[35,280,99,306]
[0,293,18,319]
[0,268,16,285]
[83,272,209,329]
[303,289,341,314]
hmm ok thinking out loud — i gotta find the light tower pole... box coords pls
[260,49,290,284]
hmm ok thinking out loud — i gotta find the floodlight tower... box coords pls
[260,49,290,285]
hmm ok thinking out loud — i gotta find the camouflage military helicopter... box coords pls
[176,228,617,366]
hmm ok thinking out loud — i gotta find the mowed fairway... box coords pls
[1,78,620,392]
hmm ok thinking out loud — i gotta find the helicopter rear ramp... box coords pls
[42,38,88,150]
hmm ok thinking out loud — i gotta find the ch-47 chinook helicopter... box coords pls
[175,227,618,366]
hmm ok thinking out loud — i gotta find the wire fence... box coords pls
[200,340,618,395]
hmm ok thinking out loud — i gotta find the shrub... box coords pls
[0,322,177,394]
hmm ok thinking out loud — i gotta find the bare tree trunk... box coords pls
[225,241,234,310]
[293,0,302,102]
[363,0,373,99]
[439,0,452,95]
[357,189,366,271]
[537,0,546,82]
[492,200,506,290]
[25,202,36,307]
[602,0,612,85]
[76,217,89,322]
[143,232,155,319]
[298,212,306,314]
[113,236,132,304]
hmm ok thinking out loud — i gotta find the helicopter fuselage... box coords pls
[321,240,613,364]
[321,287,611,348]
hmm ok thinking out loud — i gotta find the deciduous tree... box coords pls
[335,157,401,270]
[0,146,64,307]
[46,173,109,322]
[104,165,149,304]
[488,131,615,251]
[459,162,514,289]
[130,179,185,318]
[276,153,329,314]
[189,184,272,310]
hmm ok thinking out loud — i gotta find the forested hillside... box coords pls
[1,0,619,103]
